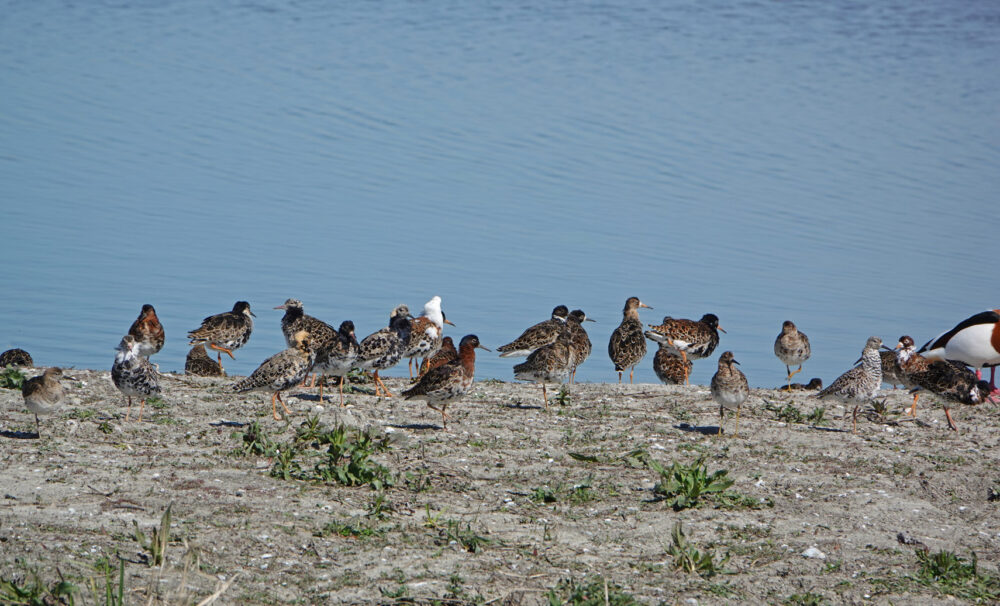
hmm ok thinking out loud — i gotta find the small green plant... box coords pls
[988,484,1000,502]
[89,555,126,606]
[423,504,445,529]
[648,456,734,510]
[231,421,276,457]
[266,422,394,490]
[317,519,384,539]
[98,421,114,434]
[366,492,394,520]
[133,503,172,567]
[806,406,826,426]
[910,548,1000,600]
[667,522,729,578]
[0,565,79,605]
[442,520,491,553]
[554,385,571,407]
[148,396,168,410]
[531,486,559,504]
[765,401,804,424]
[544,576,644,605]
[0,366,26,390]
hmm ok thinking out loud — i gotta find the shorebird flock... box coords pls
[4,298,998,436]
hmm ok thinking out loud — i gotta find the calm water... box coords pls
[2,1,998,389]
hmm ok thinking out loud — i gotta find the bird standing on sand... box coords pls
[402,334,489,429]
[21,367,66,437]
[404,296,455,377]
[566,309,594,383]
[919,309,1000,395]
[652,345,692,385]
[185,344,224,377]
[497,305,569,358]
[909,360,990,431]
[128,304,165,358]
[274,298,337,388]
[817,336,883,432]
[187,301,255,372]
[644,313,723,384]
[112,334,161,422]
[774,321,810,390]
[313,321,360,406]
[0,348,33,367]
[232,330,315,421]
[711,351,749,437]
[514,325,574,409]
[609,297,652,384]
[355,305,413,397]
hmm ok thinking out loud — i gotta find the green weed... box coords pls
[132,503,172,567]
[0,366,26,390]
[648,456,734,510]
[783,591,828,606]
[231,420,276,457]
[544,576,644,606]
[0,563,79,605]
[912,549,1000,601]
[667,522,730,578]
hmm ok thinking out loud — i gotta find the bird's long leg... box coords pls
[307,373,317,388]
[137,399,146,423]
[617,370,622,384]
[277,392,291,417]
[375,371,395,398]
[678,351,690,385]
[408,359,414,379]
[734,403,742,438]
[717,407,724,436]
[209,343,235,360]
[542,383,549,410]
[909,392,920,417]
[125,396,133,421]
[787,365,803,381]
[629,367,635,384]
[989,366,999,396]
[851,405,859,434]
[271,392,281,421]
[338,376,346,407]
[317,377,325,403]
[35,414,41,439]
[944,406,958,431]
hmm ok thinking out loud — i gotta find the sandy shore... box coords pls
[1,368,998,605]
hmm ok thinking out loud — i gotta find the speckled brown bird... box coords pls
[644,313,723,384]
[497,305,569,358]
[425,336,458,373]
[128,304,165,358]
[0,348,34,367]
[404,296,455,377]
[908,359,990,431]
[274,298,337,387]
[781,378,823,391]
[712,351,749,437]
[402,334,489,429]
[187,301,255,370]
[774,320,810,389]
[112,334,161,422]
[313,321,360,406]
[231,330,315,421]
[514,326,574,409]
[355,305,412,397]
[608,297,652,384]
[652,344,692,385]
[817,336,882,432]
[21,367,65,437]
[185,344,225,377]
[566,309,594,383]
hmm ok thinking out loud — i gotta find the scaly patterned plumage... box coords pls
[566,309,594,383]
[425,336,458,373]
[712,351,749,437]
[609,297,652,384]
[187,301,255,368]
[909,360,990,431]
[21,367,65,436]
[112,334,161,422]
[0,348,33,367]
[782,378,823,391]
[313,321,360,406]
[404,296,454,377]
[880,348,904,388]
[185,344,224,377]
[644,314,723,385]
[497,305,569,358]
[232,330,315,420]
[817,336,882,430]
[514,326,574,409]
[403,334,489,429]
[652,345,692,385]
[128,304,165,358]
[275,299,337,350]
[896,335,979,422]
[774,320,810,388]
[355,305,412,397]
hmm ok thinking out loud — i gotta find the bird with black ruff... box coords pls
[112,334,161,422]
[128,304,165,358]
[355,305,413,397]
[187,301,255,372]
